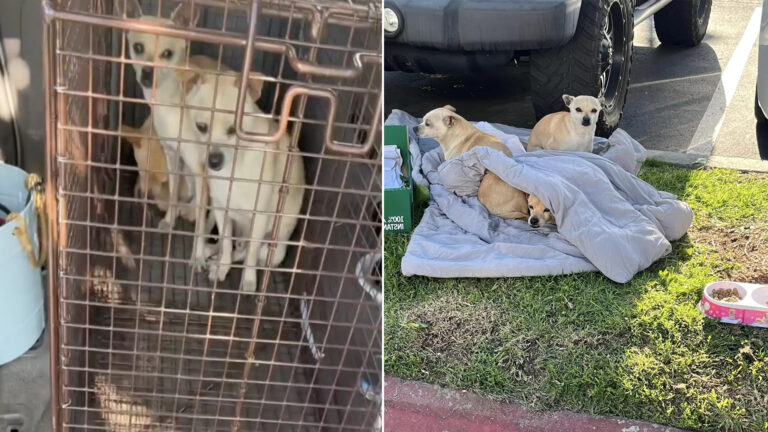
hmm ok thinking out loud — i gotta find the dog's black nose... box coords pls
[412,125,419,135]
[208,151,224,171]
[529,217,539,226]
[140,68,154,87]
[582,117,590,126]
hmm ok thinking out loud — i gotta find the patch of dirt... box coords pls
[691,223,768,283]
[403,293,505,359]
[403,294,547,382]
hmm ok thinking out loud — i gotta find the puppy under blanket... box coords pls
[386,110,693,283]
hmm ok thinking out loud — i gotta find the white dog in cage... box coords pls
[182,71,306,292]
[123,1,227,268]
[124,2,198,227]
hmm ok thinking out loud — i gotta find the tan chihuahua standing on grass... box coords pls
[528,94,604,153]
[414,106,529,220]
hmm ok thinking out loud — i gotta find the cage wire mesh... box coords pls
[42,0,382,430]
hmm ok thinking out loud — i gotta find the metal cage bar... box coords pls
[43,0,382,430]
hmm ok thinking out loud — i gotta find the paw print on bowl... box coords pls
[700,282,768,327]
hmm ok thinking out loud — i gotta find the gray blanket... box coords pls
[386,110,693,283]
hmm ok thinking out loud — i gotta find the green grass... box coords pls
[384,161,768,432]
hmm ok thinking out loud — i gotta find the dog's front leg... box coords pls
[258,215,286,268]
[242,213,269,293]
[208,209,232,283]
[159,145,181,230]
[133,175,142,198]
[191,168,209,271]
[201,211,222,260]
[242,238,260,293]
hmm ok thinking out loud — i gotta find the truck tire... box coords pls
[530,0,633,138]
[654,0,712,47]
[756,88,767,124]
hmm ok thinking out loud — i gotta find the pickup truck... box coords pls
[384,0,713,136]
[756,2,768,126]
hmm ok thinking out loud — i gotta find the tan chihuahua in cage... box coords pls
[123,118,203,221]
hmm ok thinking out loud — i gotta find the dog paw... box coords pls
[190,252,208,272]
[208,264,230,283]
[180,206,197,221]
[203,243,219,260]
[242,274,257,292]
[191,260,206,273]
[157,218,172,231]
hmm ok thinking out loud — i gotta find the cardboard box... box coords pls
[383,125,413,234]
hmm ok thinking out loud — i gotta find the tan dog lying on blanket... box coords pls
[527,194,555,228]
[414,106,529,220]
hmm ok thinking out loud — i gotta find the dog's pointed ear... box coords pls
[443,105,456,112]
[178,69,203,95]
[562,94,574,107]
[170,2,201,27]
[443,114,455,128]
[121,125,143,148]
[235,72,265,103]
[597,95,606,109]
[116,0,143,18]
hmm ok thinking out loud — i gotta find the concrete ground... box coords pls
[0,328,52,432]
[385,377,684,432]
[385,0,768,162]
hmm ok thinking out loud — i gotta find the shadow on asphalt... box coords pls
[385,42,725,154]
[384,67,535,127]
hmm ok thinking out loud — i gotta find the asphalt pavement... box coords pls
[385,0,768,161]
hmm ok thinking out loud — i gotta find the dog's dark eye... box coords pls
[133,42,144,55]
[226,125,236,136]
[425,121,430,127]
[544,208,550,213]
[528,205,533,209]
[196,122,208,134]
[591,108,598,113]
[160,49,173,59]
[575,107,582,113]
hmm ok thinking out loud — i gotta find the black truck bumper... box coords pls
[385,0,581,73]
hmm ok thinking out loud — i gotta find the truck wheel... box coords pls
[654,0,712,47]
[530,0,633,138]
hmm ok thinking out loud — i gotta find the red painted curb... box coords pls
[384,377,685,432]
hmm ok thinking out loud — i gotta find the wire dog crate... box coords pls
[42,0,382,430]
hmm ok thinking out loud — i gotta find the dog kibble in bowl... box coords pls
[712,287,742,303]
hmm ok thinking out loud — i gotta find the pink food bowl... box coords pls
[699,281,768,327]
